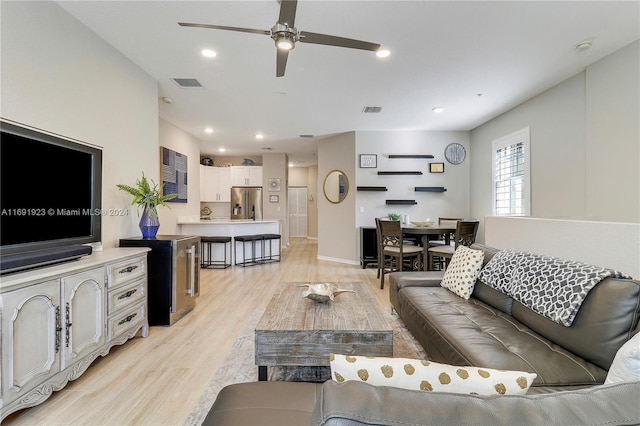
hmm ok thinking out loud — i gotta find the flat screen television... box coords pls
[0,121,102,273]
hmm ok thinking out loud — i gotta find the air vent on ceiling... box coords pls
[171,78,204,89]
[261,147,273,151]
[299,134,314,138]
[362,106,383,113]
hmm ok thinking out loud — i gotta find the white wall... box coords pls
[158,119,203,234]
[1,0,159,248]
[471,41,640,244]
[318,132,357,264]
[355,131,471,228]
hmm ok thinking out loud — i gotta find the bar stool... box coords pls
[234,234,264,267]
[200,236,232,269]
[261,233,281,263]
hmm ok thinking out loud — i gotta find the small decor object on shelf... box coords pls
[117,172,177,238]
[360,154,377,168]
[429,162,445,173]
[298,283,354,303]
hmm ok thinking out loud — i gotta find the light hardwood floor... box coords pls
[5,238,389,425]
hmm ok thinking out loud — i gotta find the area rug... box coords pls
[183,307,426,426]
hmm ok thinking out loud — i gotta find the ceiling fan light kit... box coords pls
[179,0,380,77]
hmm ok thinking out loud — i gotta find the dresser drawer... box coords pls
[108,278,146,315]
[108,302,146,340]
[107,255,146,288]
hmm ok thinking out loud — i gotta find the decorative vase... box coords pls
[139,206,160,238]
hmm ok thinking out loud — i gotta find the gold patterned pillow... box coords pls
[330,354,536,395]
[440,245,484,299]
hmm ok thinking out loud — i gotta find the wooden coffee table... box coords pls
[255,281,393,381]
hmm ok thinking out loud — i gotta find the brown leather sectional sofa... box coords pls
[204,243,640,425]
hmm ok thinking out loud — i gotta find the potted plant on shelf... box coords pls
[117,172,177,238]
[387,213,401,221]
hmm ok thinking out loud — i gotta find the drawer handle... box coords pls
[118,289,137,300]
[118,313,137,326]
[119,265,138,274]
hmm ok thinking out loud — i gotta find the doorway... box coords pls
[288,187,308,237]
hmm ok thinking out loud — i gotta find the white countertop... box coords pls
[177,218,279,225]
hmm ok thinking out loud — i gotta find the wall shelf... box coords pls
[415,187,447,192]
[357,186,388,191]
[377,171,423,175]
[386,200,417,205]
[388,154,434,159]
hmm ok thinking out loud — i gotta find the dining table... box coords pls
[401,224,457,271]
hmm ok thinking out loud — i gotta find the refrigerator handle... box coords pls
[186,246,195,296]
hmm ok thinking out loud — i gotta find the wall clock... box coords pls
[444,143,466,165]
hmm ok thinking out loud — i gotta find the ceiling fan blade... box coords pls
[278,0,298,27]
[300,31,380,51]
[276,49,289,77]
[178,22,270,36]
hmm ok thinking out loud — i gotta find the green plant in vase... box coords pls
[117,172,177,238]
[387,213,401,221]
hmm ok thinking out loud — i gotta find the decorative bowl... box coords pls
[411,221,435,227]
[298,283,354,303]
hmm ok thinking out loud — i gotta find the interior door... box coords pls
[288,187,308,237]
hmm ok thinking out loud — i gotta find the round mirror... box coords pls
[323,169,349,204]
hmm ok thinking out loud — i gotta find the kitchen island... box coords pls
[177,217,280,265]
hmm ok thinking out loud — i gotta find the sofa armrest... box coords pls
[312,380,640,426]
[388,271,444,312]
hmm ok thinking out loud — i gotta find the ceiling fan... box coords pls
[178,0,381,77]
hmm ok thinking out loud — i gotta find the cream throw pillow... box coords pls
[440,245,484,299]
[330,354,536,395]
[605,333,640,384]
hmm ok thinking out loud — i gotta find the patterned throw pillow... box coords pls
[330,354,536,395]
[440,245,484,299]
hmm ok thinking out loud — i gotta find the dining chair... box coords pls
[376,218,423,289]
[427,217,462,247]
[427,220,479,270]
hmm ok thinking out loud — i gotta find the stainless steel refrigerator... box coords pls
[119,235,200,326]
[230,186,263,220]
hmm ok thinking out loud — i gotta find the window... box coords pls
[492,127,530,216]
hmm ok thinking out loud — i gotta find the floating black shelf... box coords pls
[388,154,434,159]
[377,171,423,175]
[415,187,447,192]
[386,200,417,205]
[357,186,388,191]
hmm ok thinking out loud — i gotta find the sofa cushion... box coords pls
[440,245,484,299]
[605,332,640,384]
[312,380,640,426]
[201,381,321,426]
[472,281,514,314]
[396,286,607,386]
[511,277,640,370]
[330,354,536,395]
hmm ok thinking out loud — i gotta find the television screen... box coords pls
[0,121,102,255]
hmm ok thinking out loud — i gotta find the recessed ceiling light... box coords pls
[432,106,444,113]
[376,49,390,58]
[201,49,217,58]
[218,147,226,152]
[574,40,592,52]
[255,133,264,139]
[204,128,214,134]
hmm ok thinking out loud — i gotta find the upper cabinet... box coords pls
[231,166,263,187]
[200,166,232,202]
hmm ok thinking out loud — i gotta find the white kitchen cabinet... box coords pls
[0,249,149,421]
[231,166,262,186]
[200,165,231,202]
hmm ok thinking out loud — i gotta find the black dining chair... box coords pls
[427,220,479,270]
[376,218,423,289]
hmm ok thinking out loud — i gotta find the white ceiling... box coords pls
[56,1,639,167]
